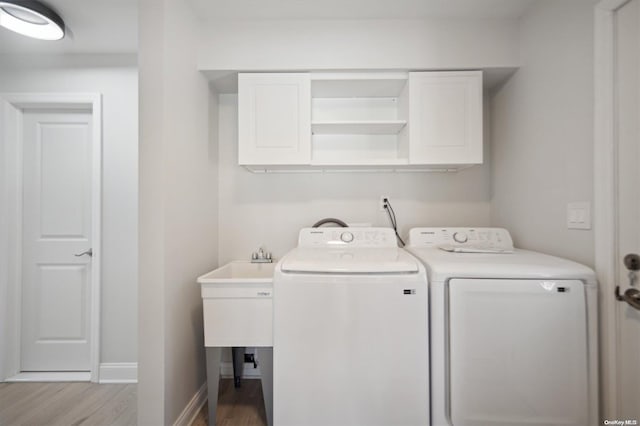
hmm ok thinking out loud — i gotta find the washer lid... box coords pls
[281,247,420,274]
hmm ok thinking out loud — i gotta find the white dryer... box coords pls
[406,228,598,426]
[274,227,429,426]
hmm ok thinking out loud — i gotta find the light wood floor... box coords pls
[0,378,266,426]
[193,379,267,426]
[0,382,136,426]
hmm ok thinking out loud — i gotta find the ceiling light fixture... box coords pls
[0,0,65,40]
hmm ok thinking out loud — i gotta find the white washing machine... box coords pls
[406,227,598,426]
[274,227,429,426]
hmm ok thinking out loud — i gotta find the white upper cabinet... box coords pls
[238,73,311,165]
[237,70,483,170]
[409,71,483,165]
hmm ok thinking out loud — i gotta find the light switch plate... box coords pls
[567,202,591,230]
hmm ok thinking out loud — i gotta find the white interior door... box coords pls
[615,0,640,419]
[20,110,93,371]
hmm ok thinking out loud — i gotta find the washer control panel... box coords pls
[452,232,468,243]
[298,228,397,248]
[408,227,514,251]
[340,231,354,243]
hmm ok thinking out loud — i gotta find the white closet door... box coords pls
[448,279,588,426]
[21,110,93,371]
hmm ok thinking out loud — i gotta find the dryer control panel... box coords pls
[298,227,397,248]
[408,228,514,252]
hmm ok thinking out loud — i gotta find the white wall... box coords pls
[199,14,518,260]
[0,55,138,366]
[490,0,594,267]
[198,18,520,71]
[218,94,492,263]
[136,1,594,422]
[138,0,219,424]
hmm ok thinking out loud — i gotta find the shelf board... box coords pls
[311,158,410,166]
[311,120,407,135]
[311,72,408,97]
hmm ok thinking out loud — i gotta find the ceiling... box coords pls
[0,0,535,55]
[187,0,536,21]
[0,0,137,54]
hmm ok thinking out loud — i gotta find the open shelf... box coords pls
[310,72,408,98]
[311,120,407,135]
[310,158,410,166]
[309,72,410,167]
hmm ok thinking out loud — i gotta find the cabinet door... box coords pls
[409,71,482,165]
[238,73,311,165]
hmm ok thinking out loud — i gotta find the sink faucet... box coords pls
[251,246,273,263]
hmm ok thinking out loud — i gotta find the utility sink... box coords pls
[198,260,275,426]
[198,260,274,347]
[197,260,275,283]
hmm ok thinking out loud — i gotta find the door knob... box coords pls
[616,253,640,310]
[624,253,640,271]
[74,248,93,257]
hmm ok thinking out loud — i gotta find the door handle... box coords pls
[74,248,93,257]
[616,286,640,310]
[624,253,640,271]
[615,253,640,310]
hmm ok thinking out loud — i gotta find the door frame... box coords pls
[594,0,633,419]
[0,93,102,382]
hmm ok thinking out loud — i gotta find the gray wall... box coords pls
[0,56,139,365]
[202,13,520,263]
[490,0,595,267]
[217,94,493,264]
[138,0,219,424]
[198,18,520,70]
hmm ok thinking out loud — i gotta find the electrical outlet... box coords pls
[379,196,389,211]
[244,353,257,368]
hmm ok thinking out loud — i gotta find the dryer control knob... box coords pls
[340,231,354,243]
[453,232,468,243]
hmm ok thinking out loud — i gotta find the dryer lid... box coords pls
[281,247,420,274]
[405,246,596,284]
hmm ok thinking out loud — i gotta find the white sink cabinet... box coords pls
[198,261,274,426]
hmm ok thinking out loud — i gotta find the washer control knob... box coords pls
[453,232,468,243]
[340,231,354,243]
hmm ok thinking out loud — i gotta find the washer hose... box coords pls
[312,218,348,228]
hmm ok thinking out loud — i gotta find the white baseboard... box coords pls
[98,362,138,383]
[6,372,91,382]
[173,382,207,426]
[220,361,262,379]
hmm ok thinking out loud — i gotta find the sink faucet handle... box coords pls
[251,246,272,263]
